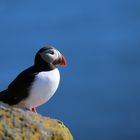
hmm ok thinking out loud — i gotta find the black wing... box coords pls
[0,66,37,105]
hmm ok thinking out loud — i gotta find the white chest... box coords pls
[22,68,60,109]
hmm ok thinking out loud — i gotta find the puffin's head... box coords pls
[35,45,67,67]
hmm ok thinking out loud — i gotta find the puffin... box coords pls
[0,45,67,112]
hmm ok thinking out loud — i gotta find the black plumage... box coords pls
[0,67,36,105]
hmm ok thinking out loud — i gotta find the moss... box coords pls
[0,102,73,140]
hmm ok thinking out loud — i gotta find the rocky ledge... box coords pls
[0,102,73,140]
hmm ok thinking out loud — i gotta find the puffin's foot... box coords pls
[32,107,37,113]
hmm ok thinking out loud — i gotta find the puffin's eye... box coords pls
[48,50,54,55]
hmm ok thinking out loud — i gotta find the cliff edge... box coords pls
[0,102,73,140]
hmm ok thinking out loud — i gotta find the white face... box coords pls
[40,48,61,64]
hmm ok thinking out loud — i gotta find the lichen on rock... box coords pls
[0,102,73,140]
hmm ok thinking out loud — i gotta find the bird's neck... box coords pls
[34,60,55,72]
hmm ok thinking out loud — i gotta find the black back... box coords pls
[0,66,37,105]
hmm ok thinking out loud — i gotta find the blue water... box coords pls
[0,0,140,140]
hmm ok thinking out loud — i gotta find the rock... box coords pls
[0,102,73,140]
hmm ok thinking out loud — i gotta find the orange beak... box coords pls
[60,54,67,66]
